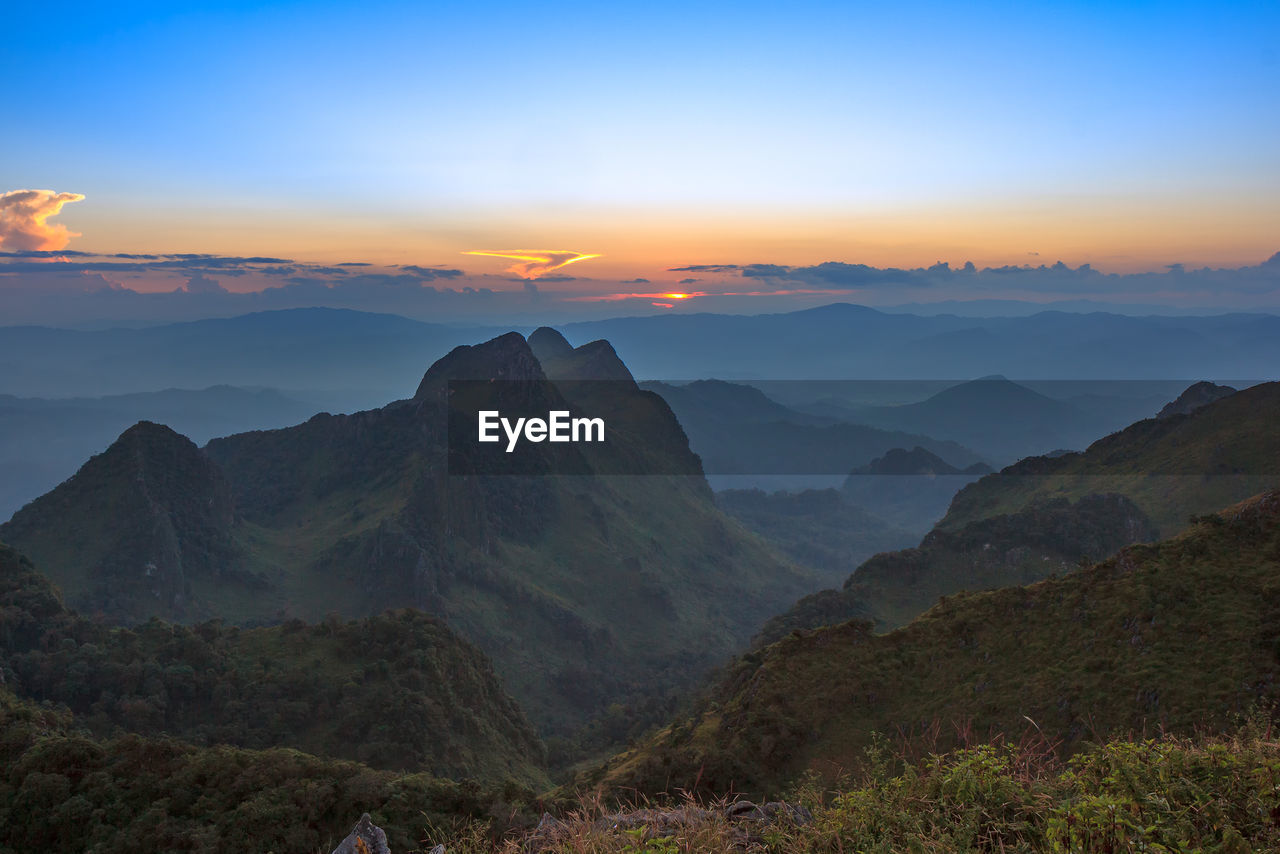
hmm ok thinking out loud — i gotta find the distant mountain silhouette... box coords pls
[843,447,993,533]
[6,306,1277,403]
[561,304,1280,380]
[850,446,992,476]
[642,379,984,478]
[849,377,1113,463]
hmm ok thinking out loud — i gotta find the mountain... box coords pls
[9,306,1277,402]
[0,385,323,522]
[0,542,547,786]
[848,446,992,476]
[1,421,247,622]
[641,379,985,484]
[841,447,994,534]
[587,490,1280,798]
[847,377,1124,464]
[1156,380,1237,418]
[0,308,491,400]
[562,305,1280,380]
[0,332,811,737]
[714,489,916,583]
[941,381,1280,536]
[757,492,1156,643]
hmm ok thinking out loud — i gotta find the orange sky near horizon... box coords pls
[54,187,1280,287]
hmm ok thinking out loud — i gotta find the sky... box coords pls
[2,0,1278,321]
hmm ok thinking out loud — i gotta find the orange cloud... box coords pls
[0,189,85,251]
[462,249,600,279]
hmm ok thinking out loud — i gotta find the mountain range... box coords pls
[0,329,812,739]
[5,306,1277,404]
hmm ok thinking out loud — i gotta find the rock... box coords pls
[761,801,814,825]
[724,800,812,825]
[427,846,446,854]
[331,813,392,854]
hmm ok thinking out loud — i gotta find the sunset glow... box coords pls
[462,250,602,279]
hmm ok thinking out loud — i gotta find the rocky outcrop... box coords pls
[1156,381,1236,419]
[331,813,392,854]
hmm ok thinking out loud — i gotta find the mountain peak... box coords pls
[853,446,965,476]
[413,331,544,401]
[527,326,574,363]
[1157,381,1237,419]
[0,420,240,621]
[537,338,635,382]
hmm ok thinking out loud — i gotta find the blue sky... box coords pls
[2,0,1278,304]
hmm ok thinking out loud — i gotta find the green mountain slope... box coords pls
[0,421,249,622]
[758,492,1156,641]
[940,381,1280,537]
[0,332,810,736]
[587,490,1280,798]
[0,686,541,854]
[0,543,547,787]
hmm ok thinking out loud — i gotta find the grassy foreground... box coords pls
[447,725,1280,854]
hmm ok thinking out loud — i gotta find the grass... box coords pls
[419,722,1280,853]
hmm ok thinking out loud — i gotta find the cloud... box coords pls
[462,249,601,279]
[402,264,463,279]
[667,264,740,273]
[743,261,926,288]
[183,272,226,294]
[0,189,85,250]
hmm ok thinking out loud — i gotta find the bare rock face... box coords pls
[331,813,392,854]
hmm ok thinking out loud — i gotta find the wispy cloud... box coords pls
[462,249,600,279]
[0,189,84,251]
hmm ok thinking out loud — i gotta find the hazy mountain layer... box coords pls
[715,488,916,584]
[643,379,984,478]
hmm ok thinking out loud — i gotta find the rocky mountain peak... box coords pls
[1157,381,1237,419]
[527,325,574,363]
[413,331,546,402]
